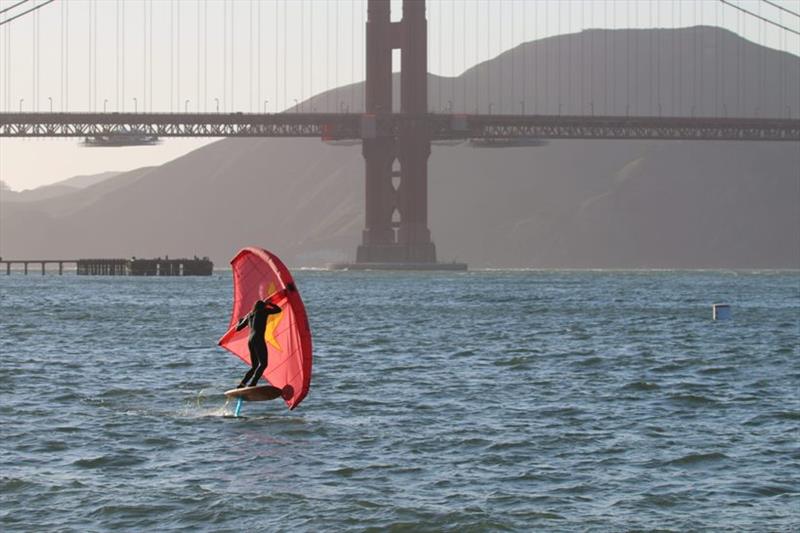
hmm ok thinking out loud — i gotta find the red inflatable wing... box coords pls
[218,247,312,409]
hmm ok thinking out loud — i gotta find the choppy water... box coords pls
[1,270,798,531]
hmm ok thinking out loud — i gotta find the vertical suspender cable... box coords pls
[117,0,121,111]
[223,0,227,111]
[760,2,765,116]
[716,3,720,117]
[462,0,466,113]
[61,1,64,110]
[30,6,33,111]
[231,1,235,111]
[275,0,279,111]
[475,0,479,113]
[203,0,206,112]
[326,0,330,112]
[649,0,653,114]
[171,0,175,111]
[657,0,662,115]
[175,0,181,111]
[257,0,261,113]
[604,0,608,114]
[121,0,124,111]
[695,2,699,115]
[285,0,288,111]
[452,0,455,112]
[627,2,631,115]
[502,0,507,113]
[557,0,562,115]
[589,5,597,116]
[567,1,571,114]
[350,0,356,113]
[94,0,98,111]
[362,0,366,112]
[4,11,6,110]
[197,0,201,112]
[511,0,515,114]
[439,0,443,112]
[31,3,33,111]
[249,0,253,111]
[738,5,743,115]
[300,0,304,111]
[580,1,584,113]
[145,1,149,112]
[150,0,154,111]
[3,23,7,111]
[499,0,503,113]
[680,0,684,115]
[486,2,494,115]
[545,2,549,114]
[284,0,287,111]
[523,0,527,115]
[722,3,727,116]
[35,5,39,111]
[334,0,338,111]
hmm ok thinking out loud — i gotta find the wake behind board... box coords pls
[224,384,284,402]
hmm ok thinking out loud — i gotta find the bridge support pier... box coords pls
[344,0,463,270]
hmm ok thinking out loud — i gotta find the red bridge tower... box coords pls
[356,0,439,265]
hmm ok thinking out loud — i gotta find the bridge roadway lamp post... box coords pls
[214,98,219,113]
[134,98,138,113]
[185,99,190,113]
[48,97,52,112]
[263,100,268,113]
[18,98,23,112]
[104,99,108,113]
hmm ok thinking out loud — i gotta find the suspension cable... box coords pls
[719,0,800,36]
[762,0,800,19]
[0,0,54,28]
[0,0,29,17]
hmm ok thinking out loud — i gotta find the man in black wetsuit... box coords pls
[235,299,282,388]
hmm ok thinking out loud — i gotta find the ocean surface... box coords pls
[1,270,798,531]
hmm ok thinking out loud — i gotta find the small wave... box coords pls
[574,356,604,367]
[622,381,660,391]
[327,466,357,477]
[772,410,800,421]
[0,476,37,492]
[698,366,735,375]
[666,452,728,466]
[668,393,719,406]
[72,453,147,469]
[493,356,531,368]
[750,484,796,497]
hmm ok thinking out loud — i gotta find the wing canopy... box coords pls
[218,247,312,409]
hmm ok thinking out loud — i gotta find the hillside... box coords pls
[1,27,798,268]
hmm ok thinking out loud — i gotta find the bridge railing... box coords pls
[1,112,798,142]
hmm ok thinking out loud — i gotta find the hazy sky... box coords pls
[1,0,798,191]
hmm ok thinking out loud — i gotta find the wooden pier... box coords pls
[0,257,213,276]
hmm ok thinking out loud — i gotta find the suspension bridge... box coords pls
[1,0,798,267]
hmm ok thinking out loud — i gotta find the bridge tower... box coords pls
[356,0,437,265]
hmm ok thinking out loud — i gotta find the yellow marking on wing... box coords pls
[264,282,283,351]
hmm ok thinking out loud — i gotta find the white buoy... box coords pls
[712,304,732,320]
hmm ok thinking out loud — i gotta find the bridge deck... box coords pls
[1,113,798,142]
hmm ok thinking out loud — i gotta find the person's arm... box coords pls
[264,301,282,315]
[235,312,251,331]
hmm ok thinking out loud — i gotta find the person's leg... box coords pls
[248,344,268,387]
[239,346,259,387]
